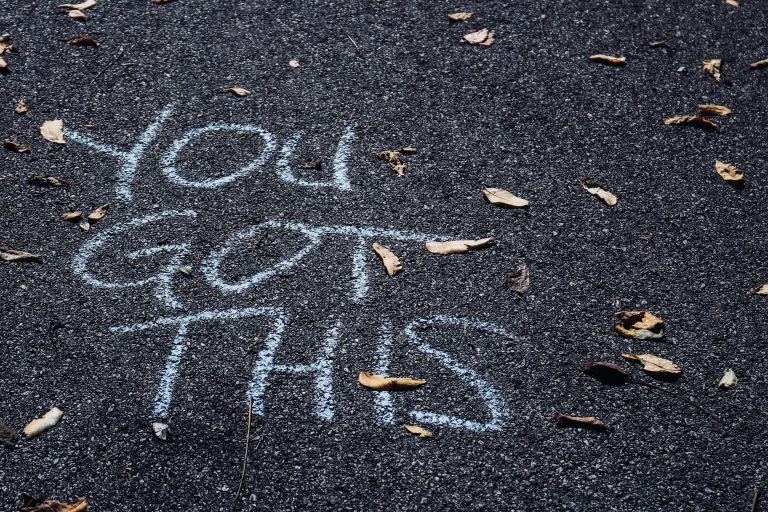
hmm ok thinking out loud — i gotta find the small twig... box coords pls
[752,486,761,512]
[347,34,359,50]
[234,397,256,505]
[633,379,718,419]
[91,44,131,84]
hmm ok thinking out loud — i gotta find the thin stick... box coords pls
[633,380,718,419]
[347,34,359,50]
[91,44,131,84]
[234,397,255,504]
[752,486,761,512]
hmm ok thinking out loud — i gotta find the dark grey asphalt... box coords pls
[2,0,768,510]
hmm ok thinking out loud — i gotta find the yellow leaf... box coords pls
[697,104,731,116]
[461,28,494,46]
[482,187,529,208]
[372,243,402,276]
[614,310,665,339]
[749,59,768,70]
[750,284,768,295]
[622,353,681,374]
[718,369,737,389]
[580,179,617,206]
[41,120,66,144]
[448,12,474,21]
[358,371,425,390]
[703,59,722,82]
[663,115,717,130]
[589,54,626,65]
[715,160,743,182]
[224,87,252,97]
[425,237,495,255]
[404,424,433,438]
[23,407,64,438]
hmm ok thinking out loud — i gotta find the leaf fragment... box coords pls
[66,35,100,47]
[23,407,64,438]
[87,203,110,222]
[714,160,743,182]
[400,146,417,154]
[288,58,300,68]
[15,99,27,114]
[0,421,20,449]
[62,211,82,221]
[57,0,96,10]
[749,59,768,70]
[224,87,251,97]
[152,422,169,440]
[614,310,665,339]
[28,175,69,187]
[375,150,406,176]
[718,368,737,389]
[0,247,41,262]
[448,11,474,22]
[554,412,606,431]
[482,187,529,208]
[703,59,722,82]
[0,57,7,71]
[79,220,91,232]
[372,243,402,276]
[179,265,193,276]
[589,54,626,66]
[3,140,31,153]
[425,237,495,255]
[580,179,617,206]
[19,495,88,512]
[40,120,66,144]
[750,284,768,295]
[68,10,87,20]
[461,28,494,46]
[404,424,433,438]
[663,115,717,130]
[697,104,731,116]
[583,361,629,385]
[505,263,530,295]
[0,34,17,55]
[726,0,739,6]
[622,353,681,374]
[358,371,425,390]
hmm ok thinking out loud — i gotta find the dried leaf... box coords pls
[425,237,495,255]
[750,284,768,295]
[68,10,86,20]
[703,59,722,82]
[580,179,617,206]
[448,11,474,21]
[288,59,300,68]
[663,115,717,130]
[726,0,739,6]
[224,87,251,97]
[482,187,529,208]
[375,151,406,176]
[40,120,66,144]
[87,203,110,222]
[57,0,96,10]
[400,146,417,154]
[19,495,88,512]
[583,361,629,385]
[23,407,64,438]
[0,247,41,262]
[372,243,402,276]
[404,424,433,438]
[697,104,731,116]
[0,421,20,449]
[15,99,27,114]
[614,310,665,340]
[28,175,69,187]
[152,422,169,440]
[3,140,31,153]
[622,353,681,374]
[505,263,530,295]
[589,54,626,65]
[554,412,606,431]
[461,28,494,46]
[715,160,743,182]
[749,59,768,70]
[718,368,737,389]
[0,34,17,55]
[66,35,99,47]
[0,57,8,71]
[79,220,91,231]
[358,371,425,390]
[62,211,82,221]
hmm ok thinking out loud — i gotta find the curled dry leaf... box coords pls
[425,237,494,255]
[622,353,681,374]
[718,368,737,389]
[3,140,31,153]
[41,120,66,144]
[404,424,433,438]
[703,59,722,82]
[749,59,768,70]
[152,422,170,440]
[19,495,88,512]
[554,412,606,431]
[583,361,629,386]
[87,203,110,222]
[580,179,617,206]
[400,146,417,154]
[461,28,494,46]
[62,211,82,221]
[614,310,665,340]
[697,104,731,116]
[68,10,87,20]
[375,151,406,176]
[482,187,529,208]
[372,243,402,276]
[715,160,743,182]
[448,11,474,22]
[750,284,768,295]
[505,263,530,295]
[23,407,64,438]
[224,87,252,97]
[66,35,100,47]
[0,421,20,449]
[589,54,626,66]
[663,115,717,130]
[0,247,41,262]
[288,59,300,68]
[57,0,96,10]
[358,371,425,390]
[29,175,69,187]
[15,99,27,114]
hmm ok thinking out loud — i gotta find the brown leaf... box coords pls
[28,175,70,187]
[372,243,402,276]
[79,220,91,231]
[614,310,665,340]
[400,146,417,154]
[663,115,717,130]
[66,35,100,47]
[404,424,433,438]
[68,10,87,20]
[715,160,743,182]
[23,407,64,438]
[0,247,41,262]
[580,179,617,206]
[62,211,82,221]
[15,99,27,114]
[589,54,626,66]
[57,0,96,9]
[703,59,722,82]
[3,140,31,153]
[482,187,529,208]
[375,151,406,176]
[461,28,494,46]
[750,284,768,295]
[697,104,731,116]
[303,161,322,170]
[87,203,110,222]
[583,361,629,385]
[622,353,681,374]
[504,263,530,295]
[40,120,66,144]
[225,86,252,97]
[0,34,17,56]
[448,11,474,21]
[19,495,88,512]
[749,59,768,70]
[0,421,20,449]
[358,371,425,390]
[425,237,495,255]
[554,412,606,431]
